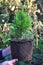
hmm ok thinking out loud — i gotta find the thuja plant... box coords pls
[9,7,33,39]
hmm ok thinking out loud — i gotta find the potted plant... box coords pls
[9,7,34,62]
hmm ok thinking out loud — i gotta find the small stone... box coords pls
[37,9,40,13]
[3,23,9,32]
[11,6,15,11]
[2,20,5,22]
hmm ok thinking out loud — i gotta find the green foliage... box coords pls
[0,5,9,25]
[11,7,33,39]
[0,32,10,48]
[2,33,10,45]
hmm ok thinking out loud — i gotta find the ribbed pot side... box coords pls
[10,39,34,61]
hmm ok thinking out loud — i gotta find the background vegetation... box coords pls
[0,0,43,65]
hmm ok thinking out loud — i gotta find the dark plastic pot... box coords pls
[10,39,34,61]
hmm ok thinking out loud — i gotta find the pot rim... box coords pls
[10,39,34,43]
